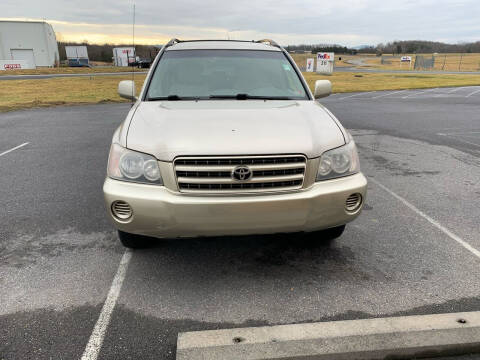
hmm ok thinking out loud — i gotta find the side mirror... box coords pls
[313,80,332,99]
[118,80,137,101]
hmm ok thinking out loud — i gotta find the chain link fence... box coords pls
[413,55,435,70]
[381,54,480,71]
[289,52,480,73]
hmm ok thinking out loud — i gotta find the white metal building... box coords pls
[0,21,59,69]
[65,45,89,66]
[113,47,135,67]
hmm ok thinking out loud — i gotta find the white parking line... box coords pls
[0,142,29,158]
[370,90,407,99]
[401,88,438,99]
[466,89,480,98]
[81,250,133,360]
[447,87,465,93]
[337,92,375,100]
[370,178,480,259]
[79,178,480,360]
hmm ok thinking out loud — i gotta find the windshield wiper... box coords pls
[148,95,205,101]
[209,94,299,100]
[148,94,300,101]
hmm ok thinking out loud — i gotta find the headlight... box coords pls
[107,143,163,185]
[316,141,360,181]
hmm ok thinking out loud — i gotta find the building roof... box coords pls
[0,20,49,24]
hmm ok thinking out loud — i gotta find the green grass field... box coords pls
[2,71,480,112]
[0,75,143,112]
[303,72,480,93]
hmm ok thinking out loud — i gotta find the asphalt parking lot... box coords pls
[1,86,480,360]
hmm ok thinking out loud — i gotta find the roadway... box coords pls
[1,68,479,80]
[0,71,148,80]
[1,87,480,359]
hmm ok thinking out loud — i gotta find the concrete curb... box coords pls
[177,311,480,360]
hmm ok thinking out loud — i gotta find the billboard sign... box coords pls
[401,56,412,62]
[316,52,334,74]
[306,58,314,72]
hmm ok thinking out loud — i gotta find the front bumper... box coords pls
[103,173,367,239]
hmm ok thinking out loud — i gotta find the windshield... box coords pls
[146,49,309,100]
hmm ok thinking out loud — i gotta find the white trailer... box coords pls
[0,21,59,70]
[113,47,135,67]
[65,45,89,67]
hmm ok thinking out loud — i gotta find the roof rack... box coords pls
[255,39,281,48]
[164,38,181,49]
[164,38,282,49]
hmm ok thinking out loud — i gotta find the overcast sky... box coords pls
[2,0,479,46]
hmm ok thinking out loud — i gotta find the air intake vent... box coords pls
[345,193,362,212]
[111,201,132,220]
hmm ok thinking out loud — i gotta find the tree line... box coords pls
[58,40,480,62]
[285,44,360,54]
[286,40,480,55]
[377,40,480,54]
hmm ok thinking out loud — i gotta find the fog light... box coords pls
[346,193,362,212]
[111,200,132,220]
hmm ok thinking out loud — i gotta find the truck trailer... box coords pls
[113,47,136,67]
[65,45,89,67]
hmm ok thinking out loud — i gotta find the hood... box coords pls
[126,100,346,161]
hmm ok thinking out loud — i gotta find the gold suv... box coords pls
[103,39,367,248]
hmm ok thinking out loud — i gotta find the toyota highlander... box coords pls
[103,39,367,248]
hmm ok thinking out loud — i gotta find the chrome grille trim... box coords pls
[177,173,304,184]
[175,163,306,172]
[174,155,307,193]
[175,156,305,166]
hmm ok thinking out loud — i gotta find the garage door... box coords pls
[11,49,36,68]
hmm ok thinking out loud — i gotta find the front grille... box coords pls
[174,155,307,193]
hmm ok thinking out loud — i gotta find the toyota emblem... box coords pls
[232,166,252,181]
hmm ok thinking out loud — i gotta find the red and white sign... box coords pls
[306,58,314,72]
[5,63,22,69]
[0,60,30,70]
[401,56,412,62]
[316,52,334,74]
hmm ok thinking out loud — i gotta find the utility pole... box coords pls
[131,3,136,101]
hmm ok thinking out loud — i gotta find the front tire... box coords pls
[118,230,154,249]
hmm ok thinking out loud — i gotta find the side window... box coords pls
[281,60,305,96]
